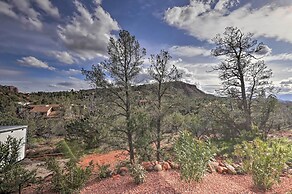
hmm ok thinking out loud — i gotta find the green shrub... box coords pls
[46,158,93,194]
[129,163,146,185]
[234,138,292,190]
[97,163,112,179]
[174,131,213,182]
[0,136,36,194]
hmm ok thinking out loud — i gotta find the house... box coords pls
[0,126,28,161]
[30,105,52,117]
[29,104,62,118]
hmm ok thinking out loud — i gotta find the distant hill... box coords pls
[134,81,214,99]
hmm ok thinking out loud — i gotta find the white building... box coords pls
[0,125,28,161]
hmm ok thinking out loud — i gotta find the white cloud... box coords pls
[94,0,102,5]
[265,53,292,62]
[62,68,81,75]
[169,45,210,57]
[0,69,23,77]
[48,51,76,64]
[164,0,292,43]
[34,0,60,18]
[10,0,42,30]
[169,58,220,93]
[0,1,18,19]
[57,1,120,60]
[17,56,55,70]
[1,0,60,30]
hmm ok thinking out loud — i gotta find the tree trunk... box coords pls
[238,62,252,131]
[127,131,135,163]
[125,78,135,163]
[156,116,161,161]
[156,82,162,161]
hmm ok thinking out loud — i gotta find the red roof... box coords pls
[30,106,51,113]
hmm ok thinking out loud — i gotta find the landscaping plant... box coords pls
[234,138,292,190]
[0,136,36,194]
[174,131,213,182]
[46,158,93,194]
[97,163,112,179]
[129,163,147,185]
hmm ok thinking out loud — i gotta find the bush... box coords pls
[129,163,146,185]
[234,138,292,190]
[174,131,213,182]
[0,136,36,194]
[97,163,112,179]
[46,158,93,194]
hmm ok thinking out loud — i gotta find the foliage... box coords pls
[57,140,78,162]
[66,115,108,149]
[148,50,181,161]
[82,30,146,163]
[234,138,292,190]
[212,26,273,132]
[174,131,213,182]
[132,109,154,162]
[97,164,112,179]
[46,158,93,194]
[0,136,36,194]
[129,163,146,185]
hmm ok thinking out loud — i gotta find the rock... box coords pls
[288,169,292,175]
[216,166,228,174]
[218,161,225,167]
[209,161,220,168]
[162,162,171,171]
[168,161,179,169]
[154,164,163,171]
[119,167,128,176]
[207,163,216,173]
[112,174,121,179]
[141,162,153,171]
[225,163,237,175]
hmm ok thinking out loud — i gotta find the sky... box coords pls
[0,0,292,100]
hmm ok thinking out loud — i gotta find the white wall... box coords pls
[0,127,27,161]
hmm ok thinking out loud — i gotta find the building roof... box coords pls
[0,125,27,133]
[30,105,52,113]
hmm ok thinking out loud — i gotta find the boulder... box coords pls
[218,161,225,167]
[162,162,171,171]
[209,161,220,168]
[207,163,216,173]
[168,161,179,169]
[154,164,163,171]
[141,162,153,171]
[216,166,228,174]
[225,163,237,175]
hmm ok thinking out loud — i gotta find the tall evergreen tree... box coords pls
[212,27,273,131]
[148,50,181,161]
[82,30,146,163]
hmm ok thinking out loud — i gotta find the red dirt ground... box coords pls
[81,171,292,194]
[79,150,129,170]
[79,151,292,194]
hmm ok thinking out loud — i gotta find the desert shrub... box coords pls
[129,163,146,185]
[0,136,36,194]
[46,158,93,194]
[174,131,213,182]
[234,138,292,190]
[97,163,112,179]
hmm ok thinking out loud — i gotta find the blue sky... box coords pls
[0,0,292,100]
